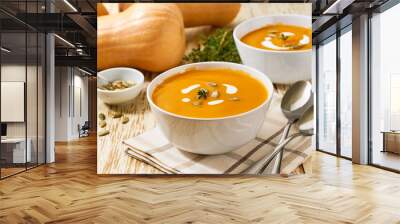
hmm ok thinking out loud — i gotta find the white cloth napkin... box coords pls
[123,95,312,174]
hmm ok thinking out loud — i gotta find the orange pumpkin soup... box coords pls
[152,69,268,118]
[241,24,311,51]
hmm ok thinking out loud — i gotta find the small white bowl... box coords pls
[147,62,274,155]
[97,67,144,105]
[233,15,312,84]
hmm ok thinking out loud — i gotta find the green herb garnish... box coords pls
[184,28,241,63]
[197,88,208,100]
[279,33,289,41]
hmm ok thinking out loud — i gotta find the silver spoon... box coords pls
[257,106,314,174]
[271,81,313,174]
[243,81,313,174]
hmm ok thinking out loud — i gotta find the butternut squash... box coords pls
[118,3,241,28]
[97,3,120,17]
[97,4,186,72]
[119,3,134,12]
[97,3,108,17]
[176,3,241,27]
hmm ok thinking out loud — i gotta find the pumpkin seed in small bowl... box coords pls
[97,67,144,105]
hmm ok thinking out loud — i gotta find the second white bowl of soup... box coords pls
[147,62,274,155]
[233,15,312,84]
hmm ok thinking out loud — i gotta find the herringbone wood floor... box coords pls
[1,135,400,224]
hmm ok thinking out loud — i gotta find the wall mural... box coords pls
[96,3,314,175]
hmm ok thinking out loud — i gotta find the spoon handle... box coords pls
[269,121,293,174]
[243,122,291,174]
[257,133,302,174]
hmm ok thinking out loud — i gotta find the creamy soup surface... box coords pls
[241,24,312,51]
[152,69,268,118]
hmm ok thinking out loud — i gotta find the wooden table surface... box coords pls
[97,3,311,174]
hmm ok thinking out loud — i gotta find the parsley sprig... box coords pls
[197,88,208,100]
[184,28,242,64]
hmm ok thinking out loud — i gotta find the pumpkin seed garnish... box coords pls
[98,113,106,120]
[207,82,217,87]
[210,90,219,98]
[229,96,240,101]
[99,120,107,128]
[192,100,203,106]
[98,130,110,136]
[288,44,305,50]
[122,116,129,124]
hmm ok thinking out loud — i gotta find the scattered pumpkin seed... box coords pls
[99,120,107,128]
[122,116,129,124]
[98,130,110,136]
[111,111,122,118]
[207,82,217,87]
[229,97,240,101]
[210,90,219,98]
[98,113,106,120]
[192,100,203,106]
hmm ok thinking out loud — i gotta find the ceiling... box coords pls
[311,0,391,43]
[0,0,96,73]
[0,0,394,73]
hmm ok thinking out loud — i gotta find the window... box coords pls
[316,25,353,159]
[339,27,352,158]
[370,2,400,171]
[317,36,337,154]
[389,74,400,130]
[0,1,47,179]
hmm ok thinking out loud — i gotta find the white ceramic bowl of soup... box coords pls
[97,67,144,105]
[233,15,312,84]
[147,62,274,155]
